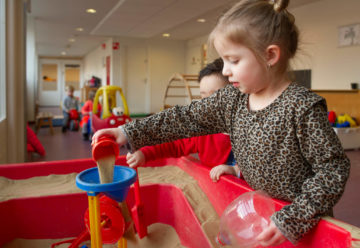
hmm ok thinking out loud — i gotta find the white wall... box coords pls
[147,38,186,113]
[83,37,186,114]
[111,38,123,88]
[185,35,221,75]
[185,36,207,74]
[26,15,37,122]
[111,37,149,113]
[291,0,360,89]
[83,38,112,86]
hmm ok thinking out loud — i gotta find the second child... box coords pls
[126,58,240,181]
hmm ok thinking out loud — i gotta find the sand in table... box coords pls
[3,223,185,248]
[0,166,221,248]
[0,173,81,202]
[97,155,116,184]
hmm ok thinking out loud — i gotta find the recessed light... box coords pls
[68,38,76,42]
[76,27,84,32]
[86,8,96,14]
[197,18,206,23]
[162,33,170,38]
[61,51,67,56]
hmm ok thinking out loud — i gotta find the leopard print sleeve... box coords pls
[271,101,350,244]
[122,85,238,151]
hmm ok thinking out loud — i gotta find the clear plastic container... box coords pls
[216,190,275,247]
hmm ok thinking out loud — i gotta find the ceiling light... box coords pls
[61,51,67,56]
[162,33,170,38]
[197,18,206,23]
[86,8,96,14]
[76,27,84,32]
[68,38,76,42]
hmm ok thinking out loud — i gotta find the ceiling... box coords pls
[29,0,321,57]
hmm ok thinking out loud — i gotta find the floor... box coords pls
[29,107,360,228]
[28,106,128,162]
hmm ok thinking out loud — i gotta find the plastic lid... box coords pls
[219,190,275,247]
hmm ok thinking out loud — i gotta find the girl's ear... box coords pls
[266,45,281,67]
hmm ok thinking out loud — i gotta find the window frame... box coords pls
[0,0,6,121]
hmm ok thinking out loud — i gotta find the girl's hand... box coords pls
[126,151,145,168]
[256,220,287,247]
[209,164,237,182]
[91,127,127,146]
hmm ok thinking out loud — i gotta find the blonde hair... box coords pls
[66,85,75,92]
[209,0,298,76]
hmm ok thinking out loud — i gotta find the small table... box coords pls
[35,112,54,135]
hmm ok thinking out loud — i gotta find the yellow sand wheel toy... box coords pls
[76,166,137,248]
[84,196,126,246]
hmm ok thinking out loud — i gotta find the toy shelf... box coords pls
[313,89,360,149]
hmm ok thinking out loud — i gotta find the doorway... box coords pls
[38,59,82,107]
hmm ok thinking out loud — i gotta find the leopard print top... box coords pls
[123,83,350,244]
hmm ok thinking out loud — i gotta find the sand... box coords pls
[97,155,116,183]
[0,173,81,201]
[3,223,185,248]
[0,166,221,248]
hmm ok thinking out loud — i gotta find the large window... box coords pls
[0,0,6,121]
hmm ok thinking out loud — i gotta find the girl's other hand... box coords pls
[256,220,287,247]
[91,127,127,146]
[209,164,236,182]
[126,151,145,168]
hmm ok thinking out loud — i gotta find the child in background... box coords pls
[93,0,350,246]
[62,85,79,133]
[126,58,240,182]
[80,90,102,140]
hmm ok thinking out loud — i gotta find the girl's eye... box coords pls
[230,60,239,64]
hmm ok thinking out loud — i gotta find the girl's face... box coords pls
[214,37,268,94]
[199,75,227,99]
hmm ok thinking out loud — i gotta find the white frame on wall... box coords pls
[338,23,360,47]
[0,0,6,121]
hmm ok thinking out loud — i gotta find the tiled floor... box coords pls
[30,108,360,228]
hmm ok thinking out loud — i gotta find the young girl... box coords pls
[126,58,240,182]
[93,0,350,246]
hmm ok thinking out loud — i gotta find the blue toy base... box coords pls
[76,166,137,202]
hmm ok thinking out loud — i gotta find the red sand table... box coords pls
[0,156,359,247]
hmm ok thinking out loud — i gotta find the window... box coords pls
[0,0,6,121]
[65,64,80,91]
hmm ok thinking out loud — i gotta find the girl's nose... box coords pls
[222,63,231,76]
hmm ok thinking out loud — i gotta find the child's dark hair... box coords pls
[209,0,298,76]
[198,58,228,82]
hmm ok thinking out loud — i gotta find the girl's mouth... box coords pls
[232,82,240,87]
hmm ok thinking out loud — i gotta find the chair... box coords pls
[35,112,54,135]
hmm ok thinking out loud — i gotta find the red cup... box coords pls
[92,135,119,161]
